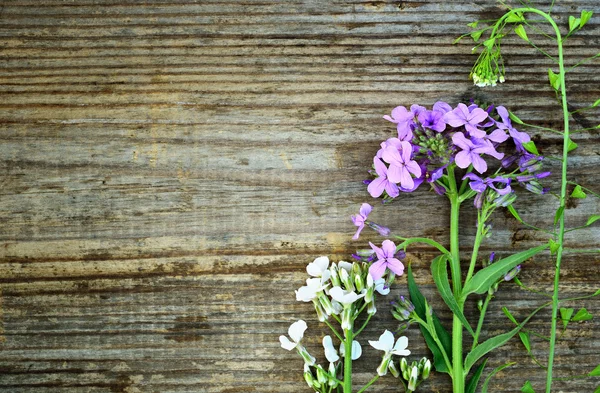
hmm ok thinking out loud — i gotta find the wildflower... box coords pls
[339,340,362,360]
[452,132,503,174]
[443,103,489,135]
[391,295,416,322]
[418,109,446,132]
[369,330,411,376]
[351,203,372,240]
[295,277,327,302]
[368,240,405,280]
[306,256,331,279]
[329,286,365,306]
[381,142,422,191]
[279,320,316,365]
[495,106,531,146]
[383,106,416,141]
[322,335,340,363]
[368,157,400,198]
[504,265,522,281]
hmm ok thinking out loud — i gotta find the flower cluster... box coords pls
[366,102,549,208]
[295,256,390,325]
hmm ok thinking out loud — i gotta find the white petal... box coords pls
[331,300,343,315]
[367,274,374,288]
[322,335,340,363]
[329,286,345,303]
[351,340,362,360]
[392,336,409,352]
[295,286,318,302]
[369,330,394,352]
[374,279,390,295]
[307,256,329,277]
[288,320,307,343]
[338,261,353,272]
[279,335,297,350]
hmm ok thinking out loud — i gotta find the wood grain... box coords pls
[0,1,599,392]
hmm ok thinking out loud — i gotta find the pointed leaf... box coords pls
[483,38,495,49]
[508,205,523,223]
[522,141,539,155]
[481,362,516,393]
[560,307,574,329]
[570,185,587,199]
[522,380,536,393]
[431,255,475,336]
[567,138,578,152]
[595,386,600,393]
[586,215,600,226]
[580,10,593,28]
[519,332,531,353]
[502,307,518,325]
[506,12,525,23]
[548,68,560,91]
[466,358,488,393]
[408,265,451,373]
[515,25,529,41]
[572,307,593,322]
[509,110,525,125]
[554,206,565,226]
[462,245,548,296]
[589,364,600,377]
[569,16,581,32]
[468,21,479,28]
[592,98,600,107]
[465,324,522,371]
[471,30,484,42]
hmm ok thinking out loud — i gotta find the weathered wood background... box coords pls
[0,1,599,392]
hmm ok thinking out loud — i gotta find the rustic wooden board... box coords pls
[0,1,599,392]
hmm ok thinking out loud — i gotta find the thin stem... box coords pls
[472,293,493,350]
[353,313,372,338]
[356,375,379,393]
[394,236,451,256]
[324,319,345,342]
[343,328,354,393]
[465,209,485,284]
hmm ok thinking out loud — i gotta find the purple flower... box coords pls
[444,103,489,135]
[368,240,405,280]
[368,157,400,198]
[381,142,422,190]
[433,101,452,114]
[351,203,372,240]
[418,110,446,132]
[463,173,511,208]
[495,106,531,147]
[452,132,503,174]
[383,106,415,141]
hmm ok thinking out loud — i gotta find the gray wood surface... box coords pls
[0,1,599,392]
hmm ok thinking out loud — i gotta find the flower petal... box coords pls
[323,335,340,363]
[368,260,387,281]
[369,330,394,352]
[359,203,372,218]
[279,335,297,350]
[381,240,397,258]
[351,340,362,360]
[288,320,307,343]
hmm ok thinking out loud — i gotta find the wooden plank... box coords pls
[0,0,599,392]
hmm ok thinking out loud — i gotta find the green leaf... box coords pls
[509,110,525,125]
[554,206,565,226]
[471,30,484,42]
[592,98,600,107]
[508,205,523,223]
[481,362,516,393]
[571,185,587,199]
[408,265,452,373]
[560,307,574,329]
[594,386,600,393]
[506,11,525,23]
[483,38,495,49]
[519,332,531,352]
[502,307,518,325]
[580,10,593,28]
[586,215,600,226]
[468,21,479,28]
[462,245,548,296]
[514,25,529,41]
[567,138,578,152]
[465,324,523,372]
[548,239,559,255]
[522,141,539,155]
[522,380,536,393]
[466,358,488,393]
[569,16,581,32]
[572,307,593,322]
[431,255,475,336]
[548,68,560,91]
[589,364,600,377]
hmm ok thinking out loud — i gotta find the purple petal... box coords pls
[433,101,452,114]
[452,132,472,150]
[487,129,509,143]
[385,180,400,198]
[369,242,385,260]
[471,154,488,174]
[368,177,387,198]
[373,156,388,178]
[386,259,405,276]
[405,160,422,178]
[381,240,397,258]
[368,260,387,281]
[352,224,364,240]
[399,167,415,190]
[455,150,472,169]
[386,164,404,184]
[468,107,489,124]
[359,203,372,218]
[382,146,402,166]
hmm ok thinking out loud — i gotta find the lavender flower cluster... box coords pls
[366,102,550,208]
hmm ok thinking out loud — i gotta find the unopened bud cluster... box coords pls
[400,357,432,392]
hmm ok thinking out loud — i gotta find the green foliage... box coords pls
[568,15,581,32]
[547,68,560,91]
[580,10,593,28]
[466,359,488,393]
[522,141,539,155]
[509,110,525,124]
[521,380,536,393]
[506,11,525,23]
[571,307,593,322]
[554,206,565,226]
[549,239,559,255]
[462,245,548,296]
[407,265,452,373]
[514,25,529,42]
[589,364,600,377]
[471,30,484,42]
[586,215,600,226]
[560,307,574,329]
[570,185,587,199]
[464,323,524,371]
[519,331,531,352]
[567,138,578,152]
[431,255,474,336]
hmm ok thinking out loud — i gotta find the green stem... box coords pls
[356,375,379,393]
[353,313,372,337]
[344,328,354,393]
[447,167,465,393]
[472,293,492,350]
[465,209,485,284]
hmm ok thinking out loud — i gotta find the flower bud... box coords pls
[303,364,315,388]
[316,365,328,384]
[421,358,431,380]
[313,301,328,322]
[367,301,377,315]
[341,307,353,330]
[298,345,316,366]
[388,360,400,378]
[329,265,341,287]
[354,274,365,293]
[339,268,355,291]
[477,298,484,311]
[318,293,335,315]
[407,365,419,391]
[328,362,338,387]
[504,265,522,281]
[376,355,392,376]
[367,221,391,237]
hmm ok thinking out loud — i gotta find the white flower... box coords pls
[322,335,339,363]
[339,340,362,360]
[337,261,353,273]
[329,286,365,307]
[279,320,307,350]
[367,274,390,295]
[296,278,328,302]
[307,256,331,281]
[369,330,410,356]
